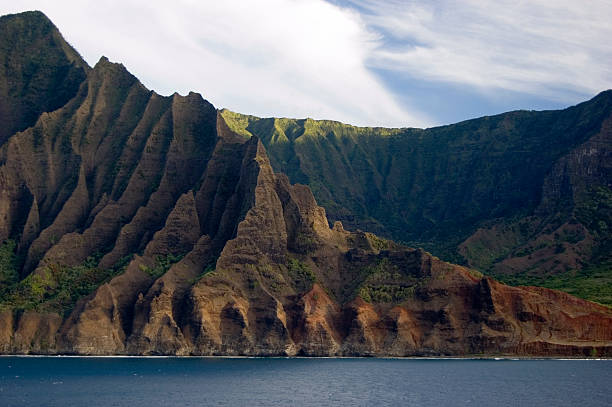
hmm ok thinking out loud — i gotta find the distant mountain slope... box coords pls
[221,91,612,305]
[0,11,610,356]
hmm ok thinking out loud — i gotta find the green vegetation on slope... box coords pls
[494,262,612,306]
[0,252,131,314]
[475,187,612,305]
[221,92,612,304]
[139,253,184,279]
[358,258,424,304]
[576,186,612,262]
[286,257,316,293]
[221,94,612,257]
[0,240,19,290]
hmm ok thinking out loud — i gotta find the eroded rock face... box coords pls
[2,125,610,356]
[0,11,610,357]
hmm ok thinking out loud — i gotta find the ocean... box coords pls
[0,356,610,406]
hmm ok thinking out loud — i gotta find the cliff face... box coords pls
[0,11,611,356]
[221,92,612,305]
[1,119,610,356]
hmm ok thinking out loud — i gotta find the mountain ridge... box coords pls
[221,91,612,305]
[0,10,610,356]
[222,89,612,132]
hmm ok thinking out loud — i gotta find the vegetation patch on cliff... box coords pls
[139,253,184,279]
[0,240,19,291]
[357,258,423,304]
[494,262,612,306]
[286,257,316,293]
[576,186,612,262]
[0,253,130,314]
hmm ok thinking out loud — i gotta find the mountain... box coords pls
[0,11,88,145]
[220,91,612,306]
[0,11,610,356]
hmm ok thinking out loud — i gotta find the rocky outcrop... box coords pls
[0,11,610,357]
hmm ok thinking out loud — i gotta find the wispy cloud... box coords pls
[0,0,429,127]
[345,0,612,101]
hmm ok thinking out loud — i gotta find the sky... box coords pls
[1,0,611,128]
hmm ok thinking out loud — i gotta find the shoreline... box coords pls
[1,354,610,361]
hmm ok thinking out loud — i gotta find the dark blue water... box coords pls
[0,357,610,406]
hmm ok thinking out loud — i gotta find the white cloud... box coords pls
[348,0,612,102]
[0,0,429,127]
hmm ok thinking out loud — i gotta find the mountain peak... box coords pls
[0,10,52,25]
[0,10,88,144]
